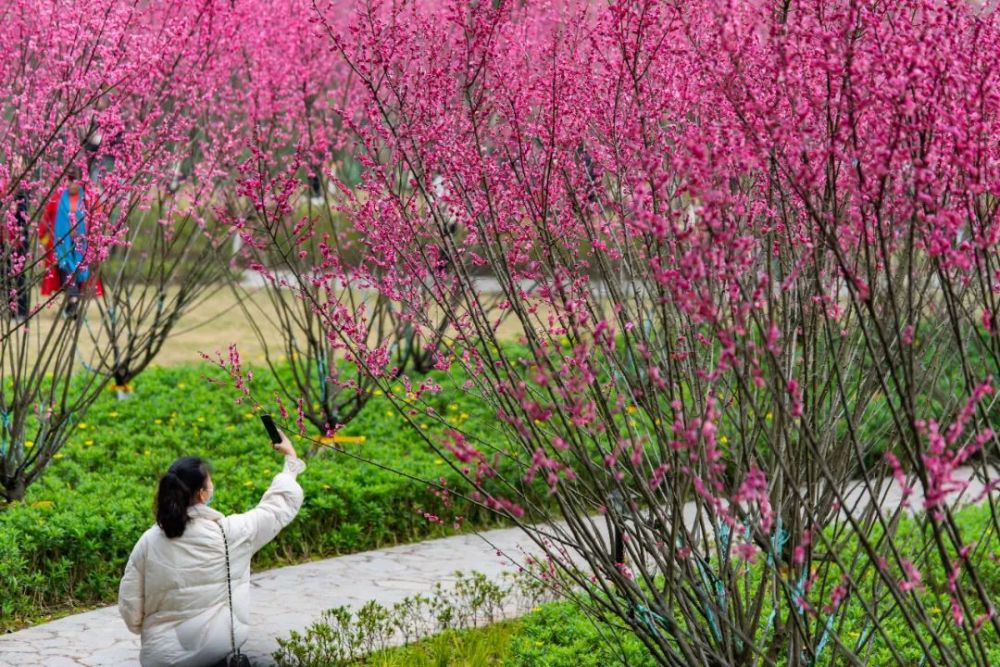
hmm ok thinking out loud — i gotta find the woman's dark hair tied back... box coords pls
[156,457,209,539]
[163,470,189,493]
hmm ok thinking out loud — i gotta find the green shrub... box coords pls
[274,570,543,667]
[321,599,657,667]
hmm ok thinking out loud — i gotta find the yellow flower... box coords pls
[719,435,729,445]
[24,440,33,449]
[85,440,94,446]
[332,435,366,444]
[448,404,459,411]
[109,412,120,418]
[177,383,187,390]
[421,424,429,430]
[197,416,205,423]
[154,419,162,425]
[53,453,64,460]
[434,458,444,465]
[385,410,394,417]
[765,412,773,422]
[627,405,637,415]
[373,389,383,397]
[459,413,469,421]
[78,423,87,430]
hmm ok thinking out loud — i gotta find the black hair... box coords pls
[155,456,210,538]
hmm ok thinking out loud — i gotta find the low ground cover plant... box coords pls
[0,362,508,631]
[277,595,657,667]
[273,570,561,667]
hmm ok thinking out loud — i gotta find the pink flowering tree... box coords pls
[0,0,240,500]
[213,0,407,442]
[86,0,359,398]
[237,0,1000,662]
[82,2,259,396]
[226,150,404,443]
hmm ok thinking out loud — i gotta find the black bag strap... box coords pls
[216,521,240,661]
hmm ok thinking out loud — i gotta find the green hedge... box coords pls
[0,363,508,631]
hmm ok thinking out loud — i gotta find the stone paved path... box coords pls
[0,524,543,667]
[3,465,997,666]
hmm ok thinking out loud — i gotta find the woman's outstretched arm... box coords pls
[226,432,305,553]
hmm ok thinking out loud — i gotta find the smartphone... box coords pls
[260,414,283,445]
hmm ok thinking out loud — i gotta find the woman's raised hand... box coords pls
[273,431,297,459]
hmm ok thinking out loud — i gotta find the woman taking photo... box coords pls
[118,430,305,667]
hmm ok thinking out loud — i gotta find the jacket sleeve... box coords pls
[118,535,147,635]
[228,456,306,554]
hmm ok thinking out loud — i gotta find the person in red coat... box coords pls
[40,165,102,318]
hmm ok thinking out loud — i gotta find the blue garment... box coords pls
[54,187,89,282]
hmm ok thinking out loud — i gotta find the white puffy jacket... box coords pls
[118,456,306,667]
